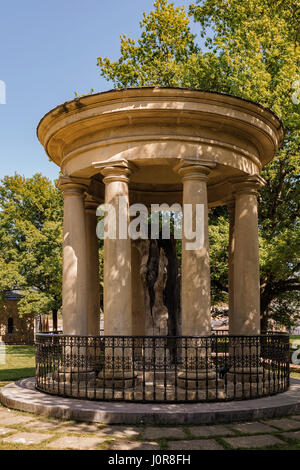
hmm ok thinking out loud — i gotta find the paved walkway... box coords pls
[0,402,299,450]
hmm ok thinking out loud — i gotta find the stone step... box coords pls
[52,370,96,382]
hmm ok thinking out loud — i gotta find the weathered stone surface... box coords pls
[231,422,276,434]
[58,422,101,433]
[109,440,160,450]
[2,432,52,445]
[263,418,300,431]
[281,431,300,440]
[224,435,284,449]
[290,415,300,421]
[48,436,107,450]
[188,425,233,437]
[167,439,224,450]
[0,427,13,435]
[142,426,186,439]
[22,419,66,431]
[97,426,141,438]
[0,414,34,426]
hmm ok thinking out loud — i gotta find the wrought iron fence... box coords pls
[35,332,290,403]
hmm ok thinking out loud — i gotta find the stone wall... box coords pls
[0,300,34,344]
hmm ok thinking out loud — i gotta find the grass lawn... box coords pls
[290,335,300,344]
[0,345,35,382]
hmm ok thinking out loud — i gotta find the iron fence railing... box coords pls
[35,332,290,403]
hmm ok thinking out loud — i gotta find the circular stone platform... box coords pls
[1,378,299,425]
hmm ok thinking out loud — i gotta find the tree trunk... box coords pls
[260,289,272,332]
[52,309,58,332]
[133,235,181,360]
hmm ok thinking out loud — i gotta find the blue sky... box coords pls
[0,0,201,181]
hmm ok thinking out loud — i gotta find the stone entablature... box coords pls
[37,87,283,209]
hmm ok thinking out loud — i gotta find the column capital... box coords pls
[94,159,137,184]
[58,176,90,197]
[230,175,265,197]
[101,166,131,184]
[174,159,216,182]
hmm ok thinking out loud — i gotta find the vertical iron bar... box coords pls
[153,337,156,402]
[205,337,209,401]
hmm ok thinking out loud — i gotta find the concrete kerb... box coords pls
[0,377,299,425]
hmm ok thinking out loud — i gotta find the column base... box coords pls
[227,367,264,384]
[97,370,137,389]
[177,370,223,390]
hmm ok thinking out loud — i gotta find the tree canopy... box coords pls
[97,0,300,329]
[0,174,63,328]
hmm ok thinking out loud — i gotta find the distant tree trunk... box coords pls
[52,309,58,332]
[260,287,272,332]
[260,309,269,333]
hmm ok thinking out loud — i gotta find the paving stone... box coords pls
[230,422,276,434]
[0,411,12,420]
[290,415,300,421]
[0,408,17,417]
[0,427,14,436]
[263,418,300,431]
[109,440,160,451]
[2,432,53,445]
[58,422,101,433]
[22,419,66,431]
[48,436,107,450]
[0,414,35,426]
[142,427,186,439]
[281,431,300,440]
[97,426,141,438]
[223,434,285,449]
[167,439,224,450]
[188,425,233,437]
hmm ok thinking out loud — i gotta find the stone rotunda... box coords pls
[36,87,289,403]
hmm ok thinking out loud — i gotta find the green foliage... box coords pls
[0,174,63,319]
[74,88,95,97]
[97,0,300,328]
[208,215,229,305]
[97,0,197,87]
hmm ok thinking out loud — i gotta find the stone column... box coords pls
[175,161,216,389]
[228,176,265,391]
[97,164,135,387]
[176,161,215,337]
[100,164,132,336]
[231,177,264,336]
[59,177,89,335]
[228,202,235,333]
[85,197,100,336]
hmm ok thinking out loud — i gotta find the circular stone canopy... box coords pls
[37,87,284,207]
